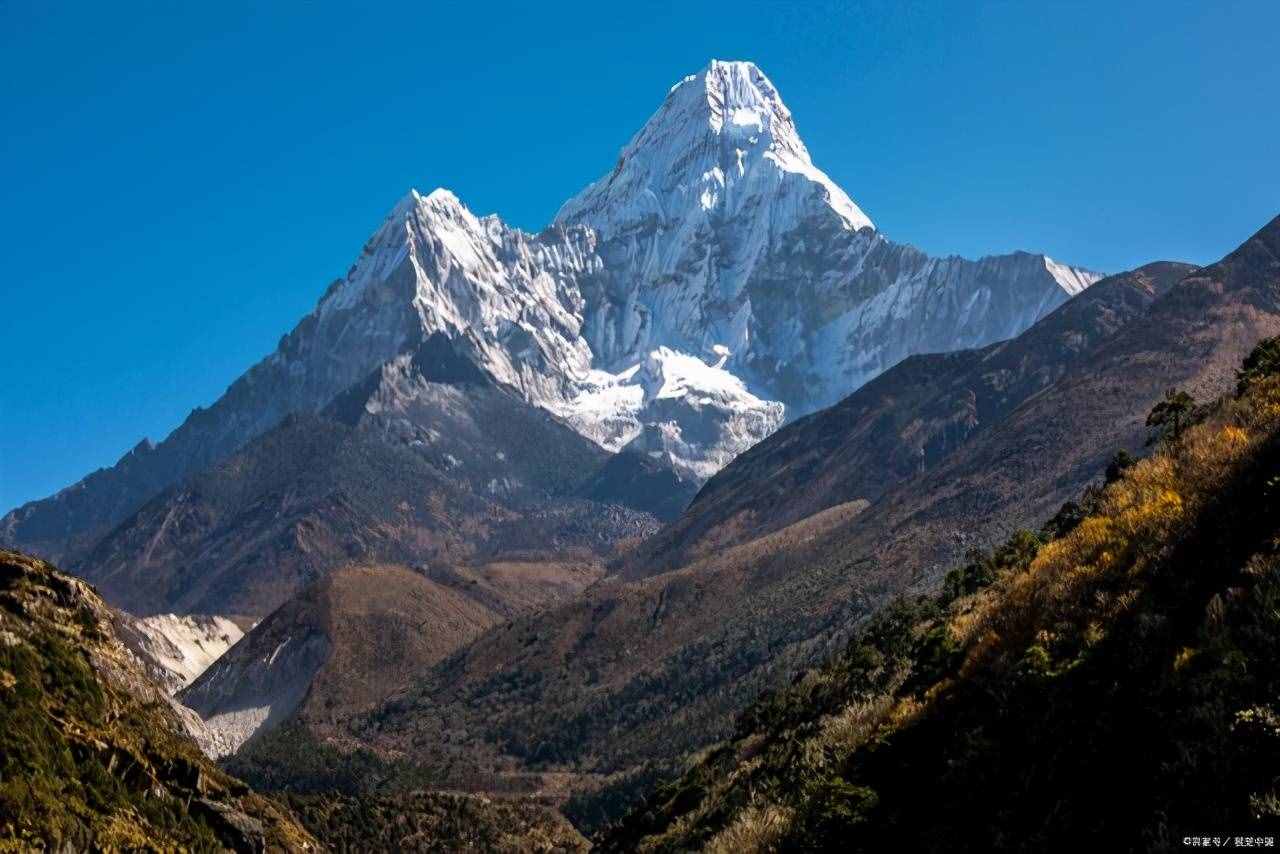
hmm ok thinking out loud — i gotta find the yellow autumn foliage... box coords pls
[957,376,1280,677]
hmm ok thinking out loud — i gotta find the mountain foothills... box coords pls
[5,56,1279,852]
[182,559,603,757]
[0,550,317,851]
[0,549,589,851]
[601,333,1280,851]
[1,59,1095,573]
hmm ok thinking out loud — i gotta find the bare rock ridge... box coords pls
[2,59,1099,578]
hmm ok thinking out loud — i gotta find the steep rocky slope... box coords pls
[3,59,1096,568]
[601,346,1280,852]
[557,60,1098,410]
[0,549,606,850]
[326,332,697,518]
[0,549,317,851]
[115,611,246,694]
[74,337,687,620]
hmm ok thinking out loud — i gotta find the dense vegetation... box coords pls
[0,550,315,851]
[285,790,587,852]
[226,721,440,796]
[601,340,1280,851]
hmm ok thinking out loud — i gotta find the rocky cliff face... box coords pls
[2,59,1099,565]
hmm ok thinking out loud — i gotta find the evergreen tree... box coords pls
[1146,388,1194,445]
[1237,335,1280,395]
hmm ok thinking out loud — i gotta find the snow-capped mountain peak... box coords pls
[556,59,873,235]
[1,59,1103,564]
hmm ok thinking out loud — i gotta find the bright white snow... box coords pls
[127,613,244,694]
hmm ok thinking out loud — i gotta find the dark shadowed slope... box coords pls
[74,335,694,620]
[285,790,588,852]
[602,348,1280,852]
[74,413,504,619]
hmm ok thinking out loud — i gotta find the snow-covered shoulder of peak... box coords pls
[639,346,759,407]
[1044,256,1102,296]
[627,346,785,481]
[552,365,646,452]
[551,346,785,480]
[317,186,489,320]
[554,59,873,233]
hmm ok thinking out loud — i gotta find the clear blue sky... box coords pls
[2,0,1278,512]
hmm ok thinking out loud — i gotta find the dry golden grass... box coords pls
[704,803,794,854]
[816,695,895,762]
[956,377,1280,680]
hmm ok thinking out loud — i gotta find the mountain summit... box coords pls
[3,60,1099,568]
[557,59,873,234]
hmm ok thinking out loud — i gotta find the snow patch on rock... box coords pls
[119,613,244,695]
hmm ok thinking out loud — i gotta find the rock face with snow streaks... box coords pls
[556,59,1100,410]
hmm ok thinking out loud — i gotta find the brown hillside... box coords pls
[181,559,603,757]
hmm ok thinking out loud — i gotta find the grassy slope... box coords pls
[601,364,1280,851]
